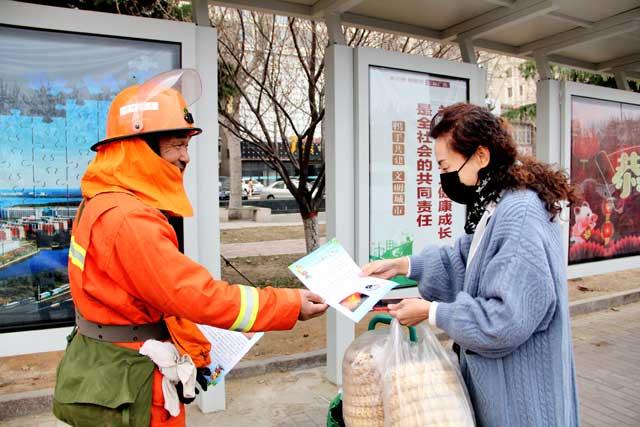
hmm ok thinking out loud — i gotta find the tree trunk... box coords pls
[302,211,320,253]
[219,128,230,177]
[227,129,243,215]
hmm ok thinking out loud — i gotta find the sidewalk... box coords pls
[193,301,640,426]
[222,238,326,258]
[572,302,640,426]
[3,302,639,426]
[220,213,326,230]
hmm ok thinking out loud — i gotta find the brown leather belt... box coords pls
[75,310,169,343]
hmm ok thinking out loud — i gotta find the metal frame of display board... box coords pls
[560,81,640,279]
[0,0,223,412]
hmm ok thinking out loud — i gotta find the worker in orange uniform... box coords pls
[53,69,328,427]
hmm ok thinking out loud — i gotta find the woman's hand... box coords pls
[388,299,431,326]
[360,257,409,280]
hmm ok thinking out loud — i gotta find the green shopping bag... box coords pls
[326,392,344,427]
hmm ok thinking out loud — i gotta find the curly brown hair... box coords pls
[430,103,580,218]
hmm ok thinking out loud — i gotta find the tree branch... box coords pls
[288,18,313,82]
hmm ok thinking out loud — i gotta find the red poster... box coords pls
[569,96,640,264]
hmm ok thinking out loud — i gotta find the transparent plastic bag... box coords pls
[382,319,475,427]
[342,328,388,427]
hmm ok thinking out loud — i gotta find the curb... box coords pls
[569,288,640,316]
[0,388,53,420]
[226,349,327,380]
[2,288,640,420]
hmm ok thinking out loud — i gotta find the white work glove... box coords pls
[139,339,197,417]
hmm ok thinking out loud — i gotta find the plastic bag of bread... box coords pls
[342,314,420,427]
[382,318,475,427]
[341,324,387,427]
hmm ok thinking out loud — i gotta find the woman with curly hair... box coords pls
[362,103,580,426]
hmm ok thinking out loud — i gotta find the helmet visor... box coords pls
[130,68,202,133]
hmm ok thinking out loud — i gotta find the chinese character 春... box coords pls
[417,145,433,158]
[392,171,405,182]
[417,214,432,227]
[417,103,432,116]
[417,172,433,185]
[439,199,452,211]
[612,152,640,199]
[417,200,432,213]
[392,121,405,132]
[393,183,406,192]
[438,226,452,239]
[417,187,432,199]
[438,213,452,226]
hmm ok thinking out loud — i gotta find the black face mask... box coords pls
[440,156,478,205]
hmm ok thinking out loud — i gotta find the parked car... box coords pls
[218,179,230,201]
[218,186,230,201]
[260,179,324,200]
[260,180,297,200]
[219,177,248,201]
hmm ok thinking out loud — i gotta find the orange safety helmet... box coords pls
[91,69,203,151]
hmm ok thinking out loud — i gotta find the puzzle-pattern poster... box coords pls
[0,25,179,330]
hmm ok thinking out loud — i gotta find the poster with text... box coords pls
[369,66,468,286]
[569,95,640,265]
[0,25,179,331]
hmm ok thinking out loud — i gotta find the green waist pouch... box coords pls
[53,331,155,427]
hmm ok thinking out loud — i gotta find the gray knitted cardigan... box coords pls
[409,189,579,427]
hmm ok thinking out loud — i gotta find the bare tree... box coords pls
[217,13,328,251]
[216,7,462,252]
[215,9,253,215]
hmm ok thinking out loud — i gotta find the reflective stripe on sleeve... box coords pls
[68,236,86,271]
[230,285,260,332]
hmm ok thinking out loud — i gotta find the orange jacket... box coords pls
[68,192,301,426]
[164,317,212,368]
[68,139,301,426]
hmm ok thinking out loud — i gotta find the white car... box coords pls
[260,180,298,199]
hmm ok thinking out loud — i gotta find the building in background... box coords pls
[488,57,537,109]
[219,136,323,186]
[486,56,537,156]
